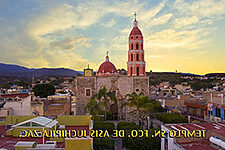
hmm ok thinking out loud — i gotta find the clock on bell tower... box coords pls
[84,64,93,76]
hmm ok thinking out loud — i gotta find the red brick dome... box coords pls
[97,55,118,76]
[130,20,142,36]
[130,27,142,36]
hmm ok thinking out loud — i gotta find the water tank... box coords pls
[209,136,225,149]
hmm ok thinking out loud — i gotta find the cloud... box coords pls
[150,55,165,58]
[0,0,225,74]
[145,29,204,49]
[174,0,225,18]
[174,16,199,29]
[150,13,173,26]
[103,19,116,28]
[49,37,91,50]
[139,0,166,23]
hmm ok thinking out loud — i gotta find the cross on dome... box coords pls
[106,51,109,61]
[133,12,138,27]
[134,12,137,20]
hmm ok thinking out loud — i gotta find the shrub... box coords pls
[122,129,161,150]
[106,111,113,121]
[156,113,188,124]
[94,138,115,150]
[94,122,115,135]
[117,122,136,130]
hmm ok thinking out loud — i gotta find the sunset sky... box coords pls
[0,0,225,75]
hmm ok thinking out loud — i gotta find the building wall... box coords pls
[65,138,93,150]
[75,76,149,120]
[45,102,70,116]
[4,95,31,116]
[30,96,72,116]
[30,101,44,116]
[76,77,96,115]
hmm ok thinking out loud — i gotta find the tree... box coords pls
[97,87,117,121]
[32,83,55,98]
[124,92,162,126]
[85,87,118,121]
[0,83,10,89]
[150,121,154,129]
[84,98,101,120]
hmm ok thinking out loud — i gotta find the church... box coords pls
[75,14,149,120]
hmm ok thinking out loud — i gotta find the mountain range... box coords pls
[0,63,224,78]
[0,63,80,77]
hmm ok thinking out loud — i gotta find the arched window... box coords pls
[137,67,139,76]
[136,44,139,49]
[131,44,133,50]
[131,54,133,61]
[142,54,144,60]
[136,54,139,61]
[141,44,143,49]
[131,67,133,75]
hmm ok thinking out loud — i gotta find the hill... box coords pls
[0,63,79,77]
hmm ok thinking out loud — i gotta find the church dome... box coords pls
[130,27,142,36]
[97,54,118,76]
[129,18,142,36]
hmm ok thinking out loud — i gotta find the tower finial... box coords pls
[134,12,137,20]
[106,51,109,61]
[133,12,138,27]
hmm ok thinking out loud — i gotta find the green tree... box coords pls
[124,92,162,126]
[85,87,117,121]
[97,87,117,121]
[0,83,10,89]
[84,98,101,120]
[32,83,55,98]
[124,92,153,125]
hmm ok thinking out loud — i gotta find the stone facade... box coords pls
[75,76,149,120]
[30,95,72,116]
[3,95,31,116]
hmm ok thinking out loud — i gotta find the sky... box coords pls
[0,0,225,75]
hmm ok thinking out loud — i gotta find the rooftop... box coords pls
[13,116,58,128]
[164,122,225,150]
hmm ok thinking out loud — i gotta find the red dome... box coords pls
[97,55,118,76]
[130,27,142,36]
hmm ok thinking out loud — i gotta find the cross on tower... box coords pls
[107,51,108,56]
[134,12,137,20]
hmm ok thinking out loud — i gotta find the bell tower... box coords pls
[127,13,146,76]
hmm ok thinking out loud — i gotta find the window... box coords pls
[85,89,91,97]
[136,54,139,61]
[32,122,43,127]
[142,54,144,60]
[131,44,133,50]
[136,44,139,49]
[137,67,139,76]
[141,44,143,49]
[196,108,201,117]
[189,107,193,115]
[215,108,221,117]
[131,54,133,61]
[136,36,138,38]
[131,37,133,39]
[136,89,139,92]
[19,122,31,127]
[131,67,133,75]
